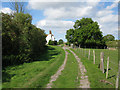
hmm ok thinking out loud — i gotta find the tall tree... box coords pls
[66,18,106,48]
[74,18,105,48]
[65,29,74,45]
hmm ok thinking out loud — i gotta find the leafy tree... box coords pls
[103,34,115,42]
[66,18,106,48]
[28,25,46,59]
[2,12,46,67]
[2,13,19,56]
[65,29,74,45]
[58,39,64,44]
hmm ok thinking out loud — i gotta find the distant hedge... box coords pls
[106,40,118,48]
[48,40,57,45]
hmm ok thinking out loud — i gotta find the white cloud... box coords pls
[27,1,100,20]
[94,2,118,39]
[44,6,93,19]
[98,14,118,23]
[0,7,15,14]
[97,9,113,17]
[27,1,99,10]
[36,19,74,29]
[106,2,118,10]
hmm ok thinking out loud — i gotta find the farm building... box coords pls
[46,30,55,44]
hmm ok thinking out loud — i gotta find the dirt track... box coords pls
[46,47,90,88]
[46,47,68,88]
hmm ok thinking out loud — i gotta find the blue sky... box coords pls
[1,0,119,42]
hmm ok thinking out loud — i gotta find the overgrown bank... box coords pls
[2,46,65,88]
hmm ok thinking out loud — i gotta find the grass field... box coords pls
[2,46,65,88]
[71,48,118,88]
[52,49,80,88]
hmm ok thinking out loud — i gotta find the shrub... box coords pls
[48,40,57,45]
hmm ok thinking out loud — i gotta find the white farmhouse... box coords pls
[46,30,55,44]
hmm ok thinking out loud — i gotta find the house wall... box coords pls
[46,34,55,44]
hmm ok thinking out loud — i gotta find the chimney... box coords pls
[49,30,52,34]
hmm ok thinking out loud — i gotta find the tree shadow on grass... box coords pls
[104,68,111,73]
[107,75,116,79]
[104,68,116,79]
[2,46,62,84]
[31,46,61,61]
[2,70,15,83]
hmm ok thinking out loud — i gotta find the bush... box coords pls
[48,40,57,45]
[54,41,57,45]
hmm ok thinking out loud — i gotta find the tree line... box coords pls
[65,18,116,48]
[2,12,46,67]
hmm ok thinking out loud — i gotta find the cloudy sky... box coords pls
[1,0,119,41]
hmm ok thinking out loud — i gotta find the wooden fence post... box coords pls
[80,48,81,54]
[81,48,83,55]
[85,48,86,57]
[88,49,90,60]
[116,61,120,89]
[106,56,109,79]
[83,48,84,56]
[93,50,95,64]
[100,52,104,73]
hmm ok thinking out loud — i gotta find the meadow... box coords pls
[71,48,118,88]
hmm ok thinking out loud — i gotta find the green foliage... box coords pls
[48,40,57,45]
[65,18,106,48]
[106,40,118,48]
[54,41,57,45]
[2,13,46,67]
[65,42,70,46]
[103,34,115,42]
[65,29,74,44]
[58,39,64,44]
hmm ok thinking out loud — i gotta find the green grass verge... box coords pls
[2,46,65,88]
[52,49,80,88]
[70,48,118,88]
